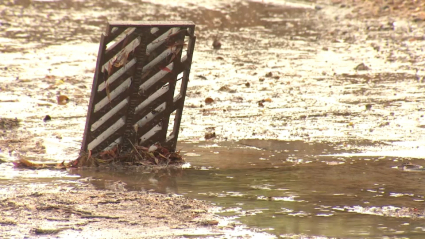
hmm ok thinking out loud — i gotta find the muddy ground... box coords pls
[0,179,259,238]
[1,0,425,238]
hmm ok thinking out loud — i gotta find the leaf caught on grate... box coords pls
[81,21,196,154]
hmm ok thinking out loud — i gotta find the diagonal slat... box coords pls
[81,21,196,154]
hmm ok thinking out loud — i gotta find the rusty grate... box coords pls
[81,21,196,154]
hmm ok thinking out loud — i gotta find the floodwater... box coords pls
[1,0,425,238]
[70,140,425,238]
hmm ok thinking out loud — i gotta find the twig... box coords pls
[126,139,147,165]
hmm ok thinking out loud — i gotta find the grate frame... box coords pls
[81,21,196,154]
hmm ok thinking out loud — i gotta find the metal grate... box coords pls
[81,21,196,154]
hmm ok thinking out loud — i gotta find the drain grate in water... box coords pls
[81,21,196,154]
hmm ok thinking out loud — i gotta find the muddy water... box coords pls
[73,140,425,238]
[1,0,425,238]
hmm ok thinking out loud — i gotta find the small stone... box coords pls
[205,132,216,140]
[365,104,372,110]
[354,63,370,71]
[212,39,221,49]
[43,115,51,122]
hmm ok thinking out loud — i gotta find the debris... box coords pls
[0,219,17,225]
[55,79,64,86]
[200,219,219,226]
[0,117,19,129]
[231,96,243,103]
[57,95,69,105]
[205,132,216,140]
[395,162,425,171]
[34,227,70,235]
[257,98,272,107]
[379,121,390,127]
[205,127,216,140]
[212,39,221,49]
[354,63,370,71]
[43,115,52,122]
[13,144,184,169]
[205,97,214,104]
[218,85,236,93]
[365,104,372,110]
[13,157,66,169]
[218,86,230,92]
[148,145,158,152]
[197,75,207,80]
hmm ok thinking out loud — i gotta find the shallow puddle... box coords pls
[65,140,425,238]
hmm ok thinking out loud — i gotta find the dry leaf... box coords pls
[113,50,130,68]
[205,97,214,104]
[55,79,64,85]
[160,66,172,72]
[105,81,111,104]
[57,95,69,105]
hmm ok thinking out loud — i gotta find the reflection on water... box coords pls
[72,140,425,238]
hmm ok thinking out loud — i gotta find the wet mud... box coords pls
[0,180,255,238]
[1,0,425,238]
[1,0,424,156]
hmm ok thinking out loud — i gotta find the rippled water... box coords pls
[2,139,425,237]
[71,140,425,238]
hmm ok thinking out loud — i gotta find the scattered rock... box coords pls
[205,132,216,140]
[212,39,221,49]
[57,95,69,105]
[205,127,216,140]
[218,85,236,93]
[199,219,219,226]
[43,115,52,122]
[204,97,214,104]
[365,104,372,110]
[196,75,207,80]
[355,63,370,71]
